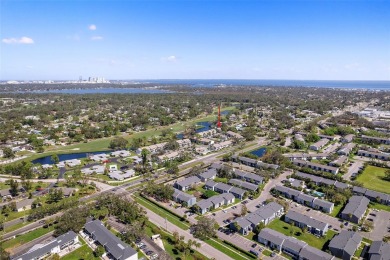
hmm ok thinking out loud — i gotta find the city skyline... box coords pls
[1,0,390,81]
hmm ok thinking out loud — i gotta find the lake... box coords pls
[176,121,213,139]
[32,150,111,165]
[250,147,267,157]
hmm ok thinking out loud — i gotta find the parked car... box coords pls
[271,252,276,257]
[251,243,257,248]
[250,250,259,256]
[306,208,311,212]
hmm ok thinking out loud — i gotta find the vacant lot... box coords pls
[356,165,390,194]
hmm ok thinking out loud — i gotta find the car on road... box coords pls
[140,245,147,250]
[271,252,276,257]
[345,222,348,226]
[252,243,257,248]
[306,208,311,212]
[137,242,144,248]
[212,213,216,216]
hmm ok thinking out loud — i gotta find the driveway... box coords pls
[343,160,364,181]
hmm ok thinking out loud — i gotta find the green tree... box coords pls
[109,137,128,150]
[192,216,217,240]
[51,154,59,164]
[241,204,247,216]
[3,147,15,158]
[9,179,19,196]
[94,245,105,257]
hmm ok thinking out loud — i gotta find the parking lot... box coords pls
[360,209,390,241]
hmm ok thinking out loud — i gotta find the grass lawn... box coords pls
[267,219,336,250]
[3,226,55,250]
[330,203,344,217]
[133,195,190,230]
[369,202,390,212]
[206,238,255,260]
[356,165,390,194]
[62,244,100,260]
[214,177,228,183]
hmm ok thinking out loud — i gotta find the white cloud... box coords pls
[91,36,103,41]
[162,55,178,62]
[2,36,34,44]
[89,24,97,30]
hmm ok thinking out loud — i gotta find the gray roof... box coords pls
[229,179,258,191]
[210,195,225,205]
[210,162,222,170]
[365,189,390,201]
[293,159,339,172]
[368,241,390,260]
[196,199,213,210]
[283,237,307,253]
[230,186,246,196]
[12,231,77,260]
[84,220,137,260]
[342,196,370,220]
[353,186,367,194]
[299,245,334,260]
[234,169,264,182]
[329,230,362,257]
[15,198,35,209]
[286,210,328,231]
[297,193,315,203]
[205,179,217,188]
[199,168,217,179]
[313,198,334,209]
[173,188,195,202]
[243,202,283,226]
[0,189,11,197]
[238,156,257,164]
[258,228,286,247]
[215,182,233,192]
[176,176,201,188]
[334,181,349,190]
[235,217,252,229]
[274,185,301,197]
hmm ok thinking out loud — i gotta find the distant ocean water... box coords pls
[139,79,390,90]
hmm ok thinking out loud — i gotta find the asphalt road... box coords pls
[343,160,364,181]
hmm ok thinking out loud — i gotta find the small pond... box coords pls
[32,150,112,165]
[176,121,213,139]
[250,147,267,157]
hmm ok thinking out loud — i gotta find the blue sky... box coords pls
[1,0,389,80]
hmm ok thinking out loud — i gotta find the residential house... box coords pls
[361,135,390,145]
[368,241,390,260]
[177,139,192,148]
[233,169,264,184]
[157,151,180,163]
[89,153,109,162]
[65,159,81,167]
[84,220,138,260]
[198,168,217,182]
[110,150,131,158]
[329,156,348,167]
[309,139,329,151]
[82,165,105,175]
[210,140,232,151]
[231,202,284,235]
[285,210,329,236]
[340,196,370,224]
[292,159,339,174]
[204,181,246,199]
[12,231,79,260]
[318,134,340,141]
[294,172,349,190]
[15,198,35,212]
[109,170,135,181]
[174,176,201,191]
[352,186,390,205]
[226,131,244,141]
[284,153,329,161]
[357,150,390,161]
[258,228,334,260]
[329,230,362,260]
[0,189,11,200]
[195,193,234,214]
[299,246,335,260]
[172,189,196,207]
[342,134,355,143]
[137,142,167,154]
[228,179,258,192]
[273,185,334,213]
[338,143,356,155]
